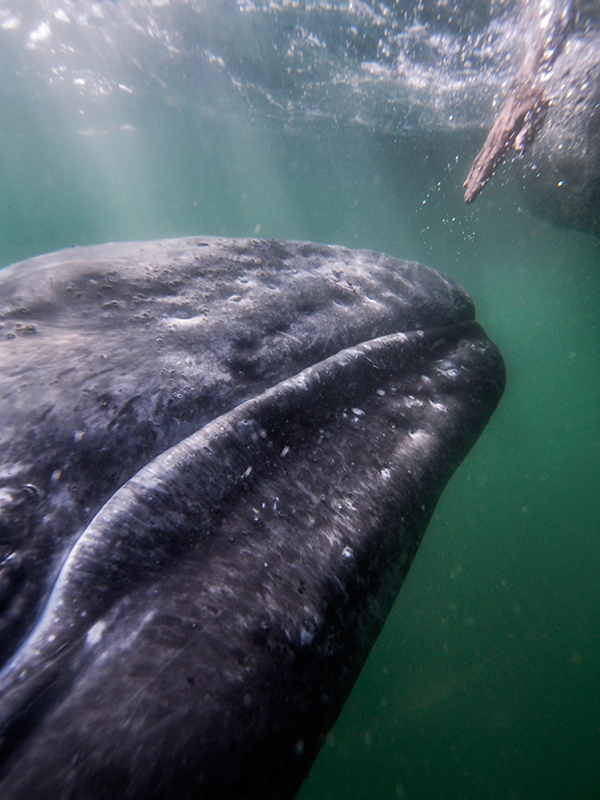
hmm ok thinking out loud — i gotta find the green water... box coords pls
[1,52,600,800]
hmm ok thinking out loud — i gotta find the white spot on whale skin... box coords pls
[429,399,447,412]
[435,359,460,379]
[0,487,15,509]
[86,620,107,646]
[408,429,430,444]
[341,546,353,559]
[380,467,392,481]
[300,628,314,646]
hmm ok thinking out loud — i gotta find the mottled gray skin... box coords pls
[0,237,504,799]
[521,32,600,235]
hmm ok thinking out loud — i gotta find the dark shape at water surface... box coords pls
[520,31,600,236]
[0,238,504,799]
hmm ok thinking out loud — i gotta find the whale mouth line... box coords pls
[0,321,478,689]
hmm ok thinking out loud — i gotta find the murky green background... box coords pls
[1,32,599,800]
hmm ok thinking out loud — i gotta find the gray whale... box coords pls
[0,237,504,799]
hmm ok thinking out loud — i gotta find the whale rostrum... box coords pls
[0,237,504,799]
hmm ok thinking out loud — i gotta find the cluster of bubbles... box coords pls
[0,0,527,135]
